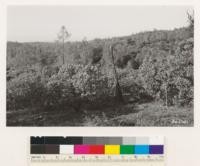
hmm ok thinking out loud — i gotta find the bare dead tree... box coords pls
[187,10,194,37]
[57,26,71,65]
[187,10,194,27]
[110,43,124,103]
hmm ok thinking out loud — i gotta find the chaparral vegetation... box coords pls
[6,13,194,126]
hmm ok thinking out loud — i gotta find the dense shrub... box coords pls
[44,64,115,111]
[7,71,45,110]
[138,38,193,106]
[45,75,75,110]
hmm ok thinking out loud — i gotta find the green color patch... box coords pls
[120,145,134,154]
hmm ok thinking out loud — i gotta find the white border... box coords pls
[1,0,200,166]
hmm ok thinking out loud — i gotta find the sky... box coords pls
[7,6,193,42]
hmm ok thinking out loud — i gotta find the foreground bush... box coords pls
[7,71,45,110]
[46,64,114,110]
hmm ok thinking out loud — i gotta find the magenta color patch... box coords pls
[74,145,90,154]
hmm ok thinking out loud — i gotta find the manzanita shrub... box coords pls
[7,71,45,110]
[46,64,115,111]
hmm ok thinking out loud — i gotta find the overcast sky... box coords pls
[7,6,193,42]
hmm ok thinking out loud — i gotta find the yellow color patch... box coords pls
[105,145,120,154]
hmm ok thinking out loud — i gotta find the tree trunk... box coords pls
[62,39,65,65]
[115,81,123,102]
[165,84,168,108]
[110,45,124,103]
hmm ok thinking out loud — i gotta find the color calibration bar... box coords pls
[30,137,164,166]
[30,136,164,155]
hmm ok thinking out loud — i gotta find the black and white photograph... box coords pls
[6,6,194,126]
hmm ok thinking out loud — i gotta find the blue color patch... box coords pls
[134,145,149,154]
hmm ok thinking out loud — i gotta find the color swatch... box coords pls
[120,145,134,154]
[105,145,120,154]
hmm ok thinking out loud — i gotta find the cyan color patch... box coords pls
[134,145,149,154]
